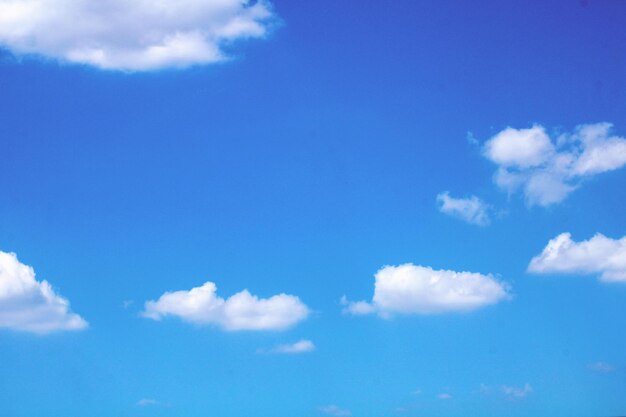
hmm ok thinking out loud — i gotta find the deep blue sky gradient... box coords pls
[1,1,626,416]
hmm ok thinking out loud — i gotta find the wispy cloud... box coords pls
[483,123,626,206]
[528,233,626,282]
[588,362,614,373]
[259,339,316,354]
[0,0,277,71]
[136,398,171,407]
[480,383,533,399]
[143,281,309,331]
[136,399,159,407]
[0,251,87,334]
[437,393,452,400]
[501,384,532,399]
[343,264,509,317]
[319,405,351,416]
[436,192,491,226]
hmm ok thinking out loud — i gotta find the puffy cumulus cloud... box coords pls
[528,233,626,282]
[436,192,491,226]
[319,405,351,416]
[483,123,626,206]
[142,281,309,331]
[0,251,87,334]
[342,264,509,317]
[484,125,555,168]
[0,0,276,71]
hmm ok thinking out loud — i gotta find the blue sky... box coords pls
[1,1,626,416]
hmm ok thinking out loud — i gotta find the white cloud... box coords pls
[319,405,351,416]
[438,393,452,400]
[528,233,626,282]
[501,383,532,399]
[343,264,509,316]
[136,398,172,407]
[480,383,533,399]
[0,251,88,334]
[270,339,315,354]
[484,125,554,168]
[0,0,276,71]
[142,281,309,331]
[340,295,376,316]
[136,399,158,407]
[588,362,614,373]
[436,192,491,226]
[484,123,626,206]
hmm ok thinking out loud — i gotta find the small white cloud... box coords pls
[436,192,491,226]
[0,251,88,334]
[0,0,276,71]
[343,264,509,317]
[319,405,351,416]
[501,383,532,399]
[136,398,172,407]
[484,125,555,169]
[528,233,626,282]
[438,393,452,400]
[588,362,614,373]
[483,123,626,206]
[264,339,315,354]
[136,399,159,406]
[340,295,376,316]
[142,281,309,331]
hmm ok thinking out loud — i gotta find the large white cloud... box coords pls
[343,264,509,316]
[142,281,309,331]
[483,123,626,206]
[0,0,276,71]
[0,251,88,334]
[436,192,491,226]
[528,233,626,282]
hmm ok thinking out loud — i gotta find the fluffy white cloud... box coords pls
[319,405,351,417]
[484,125,554,168]
[0,251,87,334]
[484,123,626,206]
[0,0,276,71]
[142,281,309,331]
[436,192,491,226]
[343,264,509,316]
[528,233,626,282]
